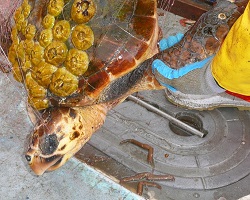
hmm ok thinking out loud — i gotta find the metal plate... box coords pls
[76,89,250,199]
[158,0,212,20]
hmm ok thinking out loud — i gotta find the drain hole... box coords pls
[169,112,207,137]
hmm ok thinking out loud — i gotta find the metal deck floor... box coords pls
[77,89,250,200]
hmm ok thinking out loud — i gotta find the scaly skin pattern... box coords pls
[6,0,247,175]
[26,58,162,175]
[12,0,160,175]
[26,103,109,175]
[154,0,248,69]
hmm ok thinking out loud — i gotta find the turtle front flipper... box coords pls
[25,104,108,175]
[155,0,248,69]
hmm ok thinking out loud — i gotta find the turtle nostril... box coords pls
[25,155,31,162]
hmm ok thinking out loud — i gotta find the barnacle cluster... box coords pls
[8,0,96,110]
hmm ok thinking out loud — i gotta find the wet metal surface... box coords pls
[77,90,250,199]
[127,95,206,138]
[158,0,212,20]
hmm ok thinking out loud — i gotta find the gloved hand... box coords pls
[152,33,215,94]
[158,33,184,51]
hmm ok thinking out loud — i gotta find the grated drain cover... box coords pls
[169,112,208,137]
[76,90,250,198]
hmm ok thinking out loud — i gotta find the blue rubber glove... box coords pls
[152,33,213,92]
[158,33,184,51]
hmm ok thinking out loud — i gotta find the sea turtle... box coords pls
[6,0,247,175]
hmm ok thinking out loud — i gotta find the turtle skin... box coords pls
[7,0,248,175]
[10,0,160,175]
[154,0,248,69]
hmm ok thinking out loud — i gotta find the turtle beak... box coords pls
[25,152,63,175]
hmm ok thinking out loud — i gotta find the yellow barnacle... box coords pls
[42,14,55,29]
[44,41,68,66]
[39,29,53,47]
[8,44,18,64]
[9,42,29,80]
[71,0,96,24]
[16,42,26,60]
[22,0,29,5]
[28,97,49,110]
[11,43,27,70]
[48,0,64,17]
[11,26,19,44]
[11,26,18,37]
[26,72,47,98]
[14,7,23,24]
[31,61,57,88]
[71,24,94,50]
[12,61,24,82]
[65,48,89,76]
[22,60,32,72]
[20,20,28,36]
[30,43,44,66]
[52,20,71,42]
[16,16,25,31]
[23,39,34,55]
[21,0,31,18]
[49,67,78,97]
[26,72,49,110]
[25,24,36,40]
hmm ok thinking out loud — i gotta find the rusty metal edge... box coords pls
[158,0,213,20]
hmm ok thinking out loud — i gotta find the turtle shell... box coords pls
[9,0,159,110]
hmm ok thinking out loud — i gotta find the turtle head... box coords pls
[25,107,90,175]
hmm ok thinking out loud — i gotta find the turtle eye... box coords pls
[25,155,31,162]
[39,133,59,155]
